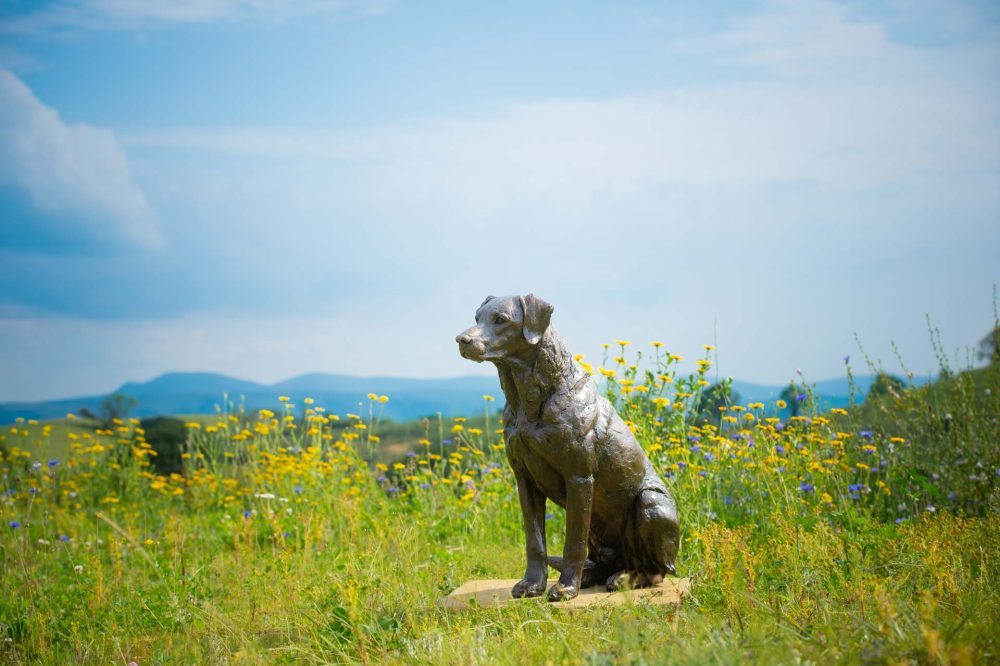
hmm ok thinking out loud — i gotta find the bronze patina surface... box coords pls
[457,294,679,602]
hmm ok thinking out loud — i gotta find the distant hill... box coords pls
[118,371,267,397]
[0,371,931,425]
[0,371,504,424]
[731,375,931,412]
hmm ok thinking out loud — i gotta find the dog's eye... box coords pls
[493,315,508,325]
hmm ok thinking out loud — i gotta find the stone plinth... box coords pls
[439,578,690,610]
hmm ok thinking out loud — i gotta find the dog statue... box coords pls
[456,294,679,602]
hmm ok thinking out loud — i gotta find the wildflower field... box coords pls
[2,342,999,665]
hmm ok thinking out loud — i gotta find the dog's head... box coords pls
[456,294,554,363]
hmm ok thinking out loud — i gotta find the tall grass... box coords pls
[1,338,998,664]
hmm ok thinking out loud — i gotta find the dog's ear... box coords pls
[480,295,497,308]
[519,294,553,345]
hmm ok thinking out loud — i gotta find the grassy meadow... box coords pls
[2,341,999,664]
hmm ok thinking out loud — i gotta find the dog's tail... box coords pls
[548,556,600,571]
[548,556,604,588]
[547,555,567,573]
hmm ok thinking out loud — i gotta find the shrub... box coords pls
[139,416,187,475]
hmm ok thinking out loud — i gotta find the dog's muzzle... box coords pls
[456,330,487,362]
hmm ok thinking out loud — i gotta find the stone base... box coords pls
[439,578,690,610]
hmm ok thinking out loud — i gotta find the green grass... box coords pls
[1,345,998,664]
[834,362,1000,518]
[2,417,98,462]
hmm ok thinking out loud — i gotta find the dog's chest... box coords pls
[506,414,566,481]
[507,424,547,458]
[508,432,566,503]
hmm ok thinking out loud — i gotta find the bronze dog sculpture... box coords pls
[456,294,679,602]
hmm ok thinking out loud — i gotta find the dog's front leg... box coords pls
[511,467,548,598]
[548,474,594,602]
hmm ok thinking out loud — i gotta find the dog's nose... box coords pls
[456,334,473,344]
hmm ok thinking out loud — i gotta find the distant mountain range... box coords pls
[0,372,504,424]
[0,371,930,425]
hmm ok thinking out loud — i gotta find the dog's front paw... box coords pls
[546,582,578,602]
[511,578,546,599]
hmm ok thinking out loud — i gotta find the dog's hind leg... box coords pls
[609,488,679,591]
[605,570,629,591]
[632,488,679,579]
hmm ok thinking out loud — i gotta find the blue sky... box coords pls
[1,0,999,402]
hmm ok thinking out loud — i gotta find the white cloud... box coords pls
[112,0,998,387]
[0,0,371,34]
[677,0,895,75]
[124,56,999,230]
[0,69,159,247]
[121,1,999,213]
[2,0,998,400]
